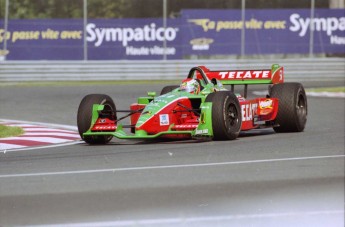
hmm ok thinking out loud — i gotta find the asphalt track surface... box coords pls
[0,81,344,226]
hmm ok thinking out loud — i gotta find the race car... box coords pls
[77,64,307,144]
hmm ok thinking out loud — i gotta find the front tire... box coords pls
[206,91,242,140]
[160,85,179,95]
[77,94,116,144]
[270,83,307,132]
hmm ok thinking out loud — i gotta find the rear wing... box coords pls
[198,64,284,85]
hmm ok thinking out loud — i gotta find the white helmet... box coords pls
[180,78,200,94]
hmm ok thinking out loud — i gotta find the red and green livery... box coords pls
[77,64,307,144]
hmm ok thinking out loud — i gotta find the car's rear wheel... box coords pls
[77,94,116,144]
[270,83,307,132]
[206,91,242,140]
[160,85,179,95]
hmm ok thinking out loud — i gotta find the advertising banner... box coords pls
[182,9,345,55]
[0,18,182,60]
[0,9,344,60]
[87,19,181,60]
[0,19,84,60]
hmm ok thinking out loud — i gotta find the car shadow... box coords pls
[78,129,275,146]
[239,128,275,138]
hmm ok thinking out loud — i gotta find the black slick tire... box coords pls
[160,85,179,95]
[206,91,242,140]
[77,94,116,144]
[270,82,307,132]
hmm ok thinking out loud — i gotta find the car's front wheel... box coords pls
[77,94,116,144]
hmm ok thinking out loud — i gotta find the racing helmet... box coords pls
[180,78,200,94]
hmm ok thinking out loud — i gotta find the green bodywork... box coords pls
[82,64,281,140]
[83,83,216,140]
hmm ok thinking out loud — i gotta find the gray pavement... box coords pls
[0,82,344,226]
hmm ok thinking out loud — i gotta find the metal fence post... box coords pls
[241,0,245,57]
[3,0,9,60]
[309,0,315,57]
[83,0,88,61]
[163,0,167,60]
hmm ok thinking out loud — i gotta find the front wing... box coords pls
[82,102,214,140]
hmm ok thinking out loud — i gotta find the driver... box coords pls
[180,78,200,94]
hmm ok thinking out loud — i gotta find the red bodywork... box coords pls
[91,65,282,137]
[91,95,279,135]
[91,97,279,137]
[239,97,278,130]
[133,98,199,138]
[127,96,279,134]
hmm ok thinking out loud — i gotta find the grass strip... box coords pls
[0,125,24,138]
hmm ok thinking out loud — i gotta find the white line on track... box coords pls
[24,210,345,227]
[0,154,344,178]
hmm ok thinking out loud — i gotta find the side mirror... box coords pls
[147,92,156,97]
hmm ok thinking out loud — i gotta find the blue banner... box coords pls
[86,19,182,60]
[182,9,345,55]
[0,19,84,60]
[0,18,182,60]
[0,9,344,60]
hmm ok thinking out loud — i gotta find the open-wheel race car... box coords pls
[77,64,307,144]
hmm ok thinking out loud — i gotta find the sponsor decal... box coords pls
[87,23,178,47]
[125,46,176,56]
[175,124,197,128]
[289,13,345,45]
[259,99,273,109]
[94,126,116,130]
[195,129,209,135]
[154,98,169,104]
[289,13,345,37]
[86,22,179,57]
[218,70,271,80]
[241,103,258,121]
[188,18,286,32]
[0,49,9,56]
[190,38,214,50]
[159,114,169,126]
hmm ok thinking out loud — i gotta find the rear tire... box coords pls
[270,83,307,132]
[160,85,179,95]
[206,91,242,140]
[77,94,116,144]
